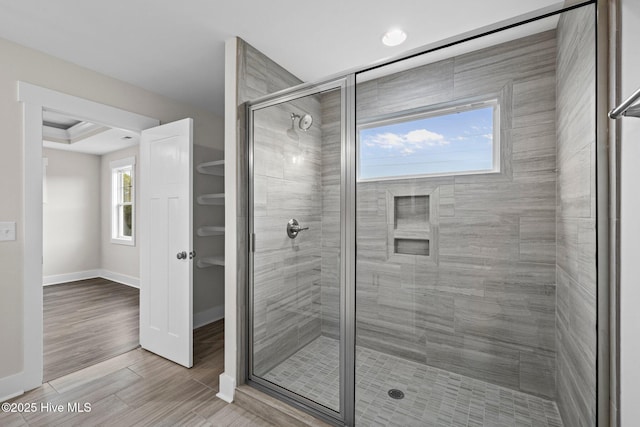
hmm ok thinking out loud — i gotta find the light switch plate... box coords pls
[0,222,16,241]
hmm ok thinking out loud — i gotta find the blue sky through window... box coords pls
[358,106,495,180]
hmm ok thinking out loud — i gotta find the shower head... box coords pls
[299,113,313,131]
[286,112,313,139]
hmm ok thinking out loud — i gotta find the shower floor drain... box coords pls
[388,389,405,399]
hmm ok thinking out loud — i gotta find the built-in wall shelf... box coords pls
[195,158,224,267]
[197,226,225,237]
[386,190,437,264]
[197,193,225,205]
[197,256,225,269]
[196,160,225,176]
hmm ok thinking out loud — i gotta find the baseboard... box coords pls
[42,269,139,288]
[43,270,101,286]
[193,304,225,329]
[0,372,23,403]
[216,372,236,403]
[99,270,139,289]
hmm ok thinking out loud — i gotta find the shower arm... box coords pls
[609,87,640,119]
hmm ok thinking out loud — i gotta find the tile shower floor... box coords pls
[263,336,563,427]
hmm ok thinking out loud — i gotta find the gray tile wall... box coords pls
[235,40,309,375]
[252,96,325,375]
[253,106,322,375]
[555,7,597,426]
[351,30,559,399]
[237,40,345,381]
[320,89,342,339]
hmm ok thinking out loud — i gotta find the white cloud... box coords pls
[405,129,445,144]
[363,128,449,155]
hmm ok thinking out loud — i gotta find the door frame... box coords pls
[245,77,354,426]
[18,82,159,392]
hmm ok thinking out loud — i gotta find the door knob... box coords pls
[176,251,187,260]
[189,251,196,259]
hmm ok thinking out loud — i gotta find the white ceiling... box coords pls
[42,110,139,155]
[43,126,139,156]
[0,0,563,116]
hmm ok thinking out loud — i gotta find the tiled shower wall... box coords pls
[344,30,559,399]
[320,90,342,339]
[252,96,325,375]
[237,40,306,381]
[555,6,597,426]
[236,39,324,375]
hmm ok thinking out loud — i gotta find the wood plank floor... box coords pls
[44,278,140,382]
[3,320,276,426]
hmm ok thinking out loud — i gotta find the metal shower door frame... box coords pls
[246,76,356,426]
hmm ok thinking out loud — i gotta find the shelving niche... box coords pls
[197,193,224,205]
[197,256,225,269]
[196,160,225,176]
[197,226,225,237]
[196,159,224,268]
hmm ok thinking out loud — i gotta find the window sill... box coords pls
[111,238,135,247]
[357,168,500,183]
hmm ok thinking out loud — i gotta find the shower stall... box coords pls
[245,3,602,426]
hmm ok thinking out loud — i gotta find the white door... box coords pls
[140,118,193,368]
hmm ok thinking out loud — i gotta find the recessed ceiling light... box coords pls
[382,29,407,47]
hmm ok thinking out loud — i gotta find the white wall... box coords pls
[219,37,239,403]
[100,146,140,280]
[42,148,101,277]
[619,0,640,424]
[0,35,223,384]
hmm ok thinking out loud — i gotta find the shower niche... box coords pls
[386,191,437,262]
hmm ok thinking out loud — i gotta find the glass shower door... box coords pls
[248,83,345,418]
[352,7,596,426]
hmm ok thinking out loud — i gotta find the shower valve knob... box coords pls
[287,219,309,239]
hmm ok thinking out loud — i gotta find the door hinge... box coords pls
[250,233,256,253]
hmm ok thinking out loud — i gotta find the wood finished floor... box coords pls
[3,320,276,427]
[44,278,140,382]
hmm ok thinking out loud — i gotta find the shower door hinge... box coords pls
[250,233,256,253]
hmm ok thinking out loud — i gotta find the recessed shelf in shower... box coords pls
[386,191,436,261]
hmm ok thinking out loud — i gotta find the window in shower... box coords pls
[358,99,499,181]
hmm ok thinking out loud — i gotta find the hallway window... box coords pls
[111,157,135,245]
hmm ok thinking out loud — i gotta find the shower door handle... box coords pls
[287,219,309,239]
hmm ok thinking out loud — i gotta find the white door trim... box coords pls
[17,81,159,392]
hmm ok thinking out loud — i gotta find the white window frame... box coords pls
[111,156,136,246]
[357,98,501,182]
